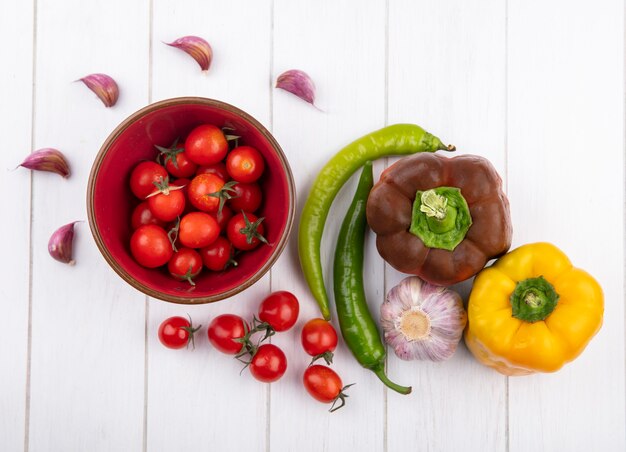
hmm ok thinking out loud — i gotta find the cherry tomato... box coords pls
[158,316,200,349]
[303,365,350,411]
[200,236,234,271]
[130,224,173,268]
[212,204,233,232]
[301,318,338,357]
[147,186,186,222]
[207,314,248,354]
[167,247,203,284]
[185,124,228,165]
[229,182,262,213]
[130,161,168,199]
[157,141,198,179]
[258,291,299,332]
[188,173,225,213]
[226,146,265,183]
[179,212,220,248]
[171,178,192,214]
[196,162,229,180]
[250,344,287,383]
[131,201,166,230]
[227,212,268,251]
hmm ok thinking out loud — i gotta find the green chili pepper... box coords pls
[299,124,454,320]
[333,162,411,395]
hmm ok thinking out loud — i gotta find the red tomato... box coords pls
[147,185,186,222]
[200,236,234,271]
[130,161,168,199]
[188,173,225,213]
[303,365,349,410]
[171,178,192,214]
[158,141,198,178]
[179,212,220,248]
[196,162,229,180]
[226,146,265,183]
[250,344,287,383]
[227,212,268,251]
[207,314,248,354]
[213,204,233,232]
[158,316,200,349]
[131,201,166,229]
[258,291,299,332]
[301,318,338,357]
[167,247,203,283]
[130,225,173,268]
[229,182,262,213]
[185,124,228,165]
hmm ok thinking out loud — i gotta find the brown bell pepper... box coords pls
[366,153,512,286]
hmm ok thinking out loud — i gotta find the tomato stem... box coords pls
[155,138,183,169]
[208,180,239,216]
[167,217,180,252]
[234,316,276,372]
[181,314,202,350]
[181,265,197,286]
[309,351,334,366]
[329,383,355,413]
[239,211,269,246]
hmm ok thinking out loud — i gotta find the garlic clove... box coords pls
[165,36,213,71]
[275,69,317,106]
[381,276,467,362]
[19,148,71,178]
[78,73,119,107]
[48,221,80,265]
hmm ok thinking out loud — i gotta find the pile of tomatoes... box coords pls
[128,124,268,282]
[158,290,354,412]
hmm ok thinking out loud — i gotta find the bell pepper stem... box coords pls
[510,276,559,323]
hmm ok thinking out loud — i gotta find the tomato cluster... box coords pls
[158,291,299,383]
[128,124,268,283]
[156,292,353,412]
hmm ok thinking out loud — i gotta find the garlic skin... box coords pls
[19,148,71,178]
[48,221,79,265]
[275,69,316,106]
[79,73,119,107]
[381,277,466,361]
[166,36,213,71]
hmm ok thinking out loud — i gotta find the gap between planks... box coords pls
[24,0,40,450]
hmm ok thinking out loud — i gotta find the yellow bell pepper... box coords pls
[465,242,603,375]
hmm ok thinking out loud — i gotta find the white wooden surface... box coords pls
[1,0,624,451]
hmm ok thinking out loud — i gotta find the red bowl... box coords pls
[87,97,295,304]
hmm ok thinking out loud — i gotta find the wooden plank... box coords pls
[507,1,625,450]
[146,1,272,451]
[27,0,150,450]
[0,1,34,450]
[386,1,508,451]
[269,1,386,451]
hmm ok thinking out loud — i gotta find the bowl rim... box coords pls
[87,96,296,304]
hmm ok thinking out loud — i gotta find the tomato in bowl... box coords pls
[87,97,295,304]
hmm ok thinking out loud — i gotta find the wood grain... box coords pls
[0,1,34,450]
[507,1,625,451]
[386,1,508,451]
[0,0,623,451]
[27,0,149,450]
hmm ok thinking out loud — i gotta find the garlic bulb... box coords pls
[381,276,466,361]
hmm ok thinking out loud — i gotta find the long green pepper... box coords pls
[334,162,411,395]
[298,124,453,320]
